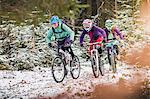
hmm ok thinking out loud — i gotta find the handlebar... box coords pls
[87,42,103,46]
[83,42,103,47]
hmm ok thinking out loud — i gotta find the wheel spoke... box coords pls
[52,57,65,83]
[70,56,80,79]
[91,54,99,78]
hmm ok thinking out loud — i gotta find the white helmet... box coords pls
[82,19,93,32]
[105,19,113,30]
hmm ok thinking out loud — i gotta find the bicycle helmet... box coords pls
[50,16,60,24]
[105,19,113,31]
[82,19,93,32]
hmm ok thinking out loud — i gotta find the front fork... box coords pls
[91,49,99,67]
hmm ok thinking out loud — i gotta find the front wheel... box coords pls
[70,56,80,79]
[52,57,66,83]
[91,51,99,78]
[108,48,117,73]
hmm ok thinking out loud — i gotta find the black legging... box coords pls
[57,37,74,58]
[58,46,74,58]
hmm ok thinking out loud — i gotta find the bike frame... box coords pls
[89,42,102,67]
[87,42,103,54]
[59,48,72,66]
[51,42,80,83]
[85,42,105,77]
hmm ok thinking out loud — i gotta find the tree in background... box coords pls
[0,0,145,34]
[82,0,116,27]
[110,0,146,46]
[0,0,88,25]
[0,0,89,49]
[114,0,143,34]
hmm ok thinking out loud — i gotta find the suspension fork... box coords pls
[91,46,99,66]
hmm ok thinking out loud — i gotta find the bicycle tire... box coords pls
[52,57,66,83]
[91,52,99,78]
[70,55,81,79]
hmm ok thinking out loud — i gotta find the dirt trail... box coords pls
[123,44,150,67]
[91,43,150,99]
[91,79,149,99]
[36,43,150,99]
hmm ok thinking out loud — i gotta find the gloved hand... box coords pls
[113,38,116,40]
[48,43,52,48]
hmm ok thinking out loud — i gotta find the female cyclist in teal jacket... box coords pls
[46,16,75,57]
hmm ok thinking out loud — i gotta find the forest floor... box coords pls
[0,34,150,99]
[0,42,150,99]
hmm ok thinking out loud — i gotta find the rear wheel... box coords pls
[91,51,99,78]
[52,57,66,83]
[70,55,80,79]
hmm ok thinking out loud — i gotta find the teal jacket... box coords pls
[46,22,75,43]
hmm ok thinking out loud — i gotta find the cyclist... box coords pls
[80,19,107,58]
[46,16,75,58]
[104,19,124,55]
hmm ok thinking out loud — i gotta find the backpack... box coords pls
[52,23,66,33]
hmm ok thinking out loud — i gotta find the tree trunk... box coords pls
[91,0,97,16]
[115,0,118,18]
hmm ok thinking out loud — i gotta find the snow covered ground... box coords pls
[0,24,149,99]
[0,60,149,99]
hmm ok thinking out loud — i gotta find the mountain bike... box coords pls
[52,44,80,83]
[105,39,120,73]
[85,42,105,78]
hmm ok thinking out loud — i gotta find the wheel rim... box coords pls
[70,56,80,79]
[99,57,104,76]
[91,55,99,77]
[52,57,65,82]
